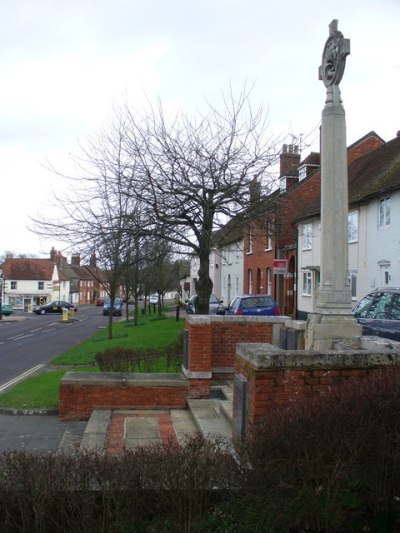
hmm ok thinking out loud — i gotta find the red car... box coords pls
[96,298,104,306]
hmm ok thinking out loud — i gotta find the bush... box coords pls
[0,435,239,532]
[95,331,184,372]
[238,365,400,531]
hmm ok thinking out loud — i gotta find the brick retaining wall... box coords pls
[184,316,287,395]
[233,342,400,440]
[59,372,189,421]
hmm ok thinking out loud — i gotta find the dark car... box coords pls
[33,301,78,315]
[185,294,224,315]
[353,287,400,342]
[225,294,280,316]
[103,297,122,317]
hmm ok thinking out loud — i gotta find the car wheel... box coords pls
[40,309,46,315]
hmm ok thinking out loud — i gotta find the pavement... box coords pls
[0,383,234,455]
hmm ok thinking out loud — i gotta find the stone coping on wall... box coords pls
[236,339,400,369]
[61,372,190,388]
[186,315,290,325]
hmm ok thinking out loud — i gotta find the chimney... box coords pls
[280,144,300,177]
[71,253,81,266]
[249,175,261,205]
[56,251,63,268]
[90,252,97,267]
[50,247,57,263]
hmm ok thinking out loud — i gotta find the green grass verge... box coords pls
[0,368,97,410]
[52,314,185,366]
[0,313,185,410]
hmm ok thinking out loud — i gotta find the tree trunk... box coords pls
[196,250,213,314]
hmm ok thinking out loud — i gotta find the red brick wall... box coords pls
[186,316,278,378]
[234,351,387,437]
[210,320,273,370]
[59,377,189,420]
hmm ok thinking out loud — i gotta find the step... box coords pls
[79,410,111,454]
[187,398,232,440]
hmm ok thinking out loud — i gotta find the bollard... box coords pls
[69,307,75,319]
[62,308,69,321]
[175,305,180,321]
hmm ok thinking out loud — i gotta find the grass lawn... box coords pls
[52,314,185,366]
[0,313,185,410]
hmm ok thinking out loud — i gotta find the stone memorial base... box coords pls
[306,312,362,350]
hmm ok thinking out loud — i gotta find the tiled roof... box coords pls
[348,135,400,204]
[2,258,56,280]
[294,134,400,222]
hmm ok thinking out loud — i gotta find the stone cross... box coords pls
[306,20,361,349]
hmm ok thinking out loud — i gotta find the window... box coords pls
[302,223,312,250]
[38,281,44,290]
[302,271,312,295]
[266,221,273,250]
[247,227,253,254]
[349,270,357,299]
[348,211,358,243]
[266,268,272,294]
[248,269,253,293]
[10,281,17,290]
[379,197,391,227]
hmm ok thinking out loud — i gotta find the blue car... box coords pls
[225,294,280,316]
[103,297,122,317]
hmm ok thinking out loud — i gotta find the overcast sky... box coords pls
[1,0,399,258]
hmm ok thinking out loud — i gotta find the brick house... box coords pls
[242,132,384,317]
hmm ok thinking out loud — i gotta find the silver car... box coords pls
[185,294,224,315]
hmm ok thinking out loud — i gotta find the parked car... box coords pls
[185,294,224,315]
[96,298,104,307]
[149,294,159,305]
[353,287,400,342]
[0,304,13,316]
[33,301,78,315]
[224,294,280,316]
[103,297,122,317]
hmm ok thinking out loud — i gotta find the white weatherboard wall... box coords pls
[220,239,244,306]
[366,191,400,291]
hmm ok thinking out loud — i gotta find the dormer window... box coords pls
[298,165,307,181]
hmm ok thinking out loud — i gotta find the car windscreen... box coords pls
[241,296,274,308]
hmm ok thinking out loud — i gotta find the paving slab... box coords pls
[125,417,160,449]
[0,414,86,454]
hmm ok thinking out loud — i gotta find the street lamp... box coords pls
[0,268,3,321]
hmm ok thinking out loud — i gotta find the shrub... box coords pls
[95,332,184,372]
[238,365,400,531]
[0,435,239,532]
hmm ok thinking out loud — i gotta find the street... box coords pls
[0,305,110,389]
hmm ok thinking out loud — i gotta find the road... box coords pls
[0,305,110,390]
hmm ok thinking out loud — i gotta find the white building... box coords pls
[1,257,70,311]
[297,133,400,319]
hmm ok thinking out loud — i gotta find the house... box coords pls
[242,147,306,316]
[189,248,222,299]
[297,131,400,319]
[1,255,70,311]
[214,214,245,306]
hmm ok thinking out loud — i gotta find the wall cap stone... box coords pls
[236,342,400,369]
[61,372,190,388]
[187,315,289,324]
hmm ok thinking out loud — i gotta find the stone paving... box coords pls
[0,383,233,455]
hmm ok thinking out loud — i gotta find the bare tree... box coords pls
[31,120,143,339]
[122,87,280,313]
